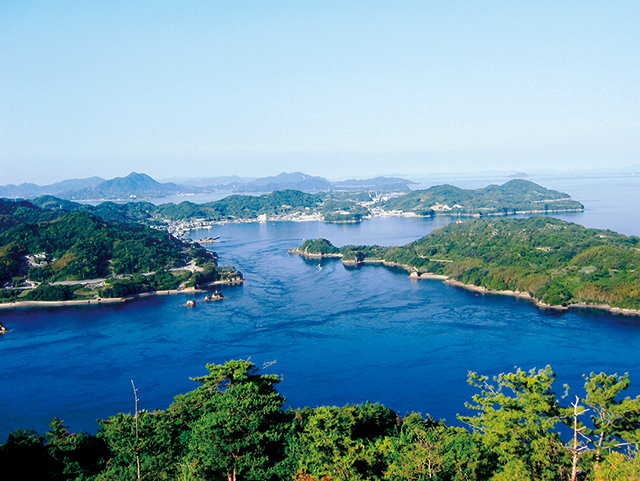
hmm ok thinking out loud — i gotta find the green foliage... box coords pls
[24,283,74,301]
[0,242,25,285]
[592,450,640,480]
[171,359,286,481]
[0,288,18,302]
[0,201,244,301]
[299,217,640,310]
[581,372,640,453]
[299,238,340,255]
[185,261,222,287]
[378,415,495,481]
[381,179,584,216]
[285,402,398,480]
[0,210,192,282]
[459,366,569,480]
[0,198,65,228]
[95,411,181,480]
[193,189,323,221]
[45,417,108,479]
[98,278,150,298]
[322,200,369,223]
[6,363,640,480]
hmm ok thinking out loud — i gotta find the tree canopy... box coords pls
[3,360,640,480]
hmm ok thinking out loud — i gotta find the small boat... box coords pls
[316,264,322,271]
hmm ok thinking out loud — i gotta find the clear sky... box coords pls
[1,1,639,185]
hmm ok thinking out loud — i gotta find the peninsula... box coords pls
[292,217,640,315]
[0,199,242,307]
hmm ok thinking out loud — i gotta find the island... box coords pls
[378,179,583,217]
[27,179,584,236]
[291,217,640,314]
[0,199,243,307]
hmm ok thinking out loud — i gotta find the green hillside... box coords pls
[381,179,584,216]
[296,217,640,310]
[0,199,241,302]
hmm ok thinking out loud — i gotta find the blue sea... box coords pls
[2,173,640,439]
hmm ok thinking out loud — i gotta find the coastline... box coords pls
[0,278,243,310]
[176,206,585,238]
[441,279,640,316]
[291,249,640,317]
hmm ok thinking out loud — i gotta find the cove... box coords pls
[2,175,640,439]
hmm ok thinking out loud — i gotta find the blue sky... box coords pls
[1,1,639,184]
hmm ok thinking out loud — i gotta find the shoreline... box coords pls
[291,250,640,317]
[177,207,585,238]
[0,278,243,310]
[441,279,640,316]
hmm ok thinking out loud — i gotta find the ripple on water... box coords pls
[3,211,640,437]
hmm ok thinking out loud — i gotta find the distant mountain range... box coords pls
[63,172,189,200]
[0,172,417,201]
[0,177,105,198]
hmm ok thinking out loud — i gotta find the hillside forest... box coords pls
[27,179,584,227]
[295,217,640,311]
[1,359,640,480]
[0,199,242,302]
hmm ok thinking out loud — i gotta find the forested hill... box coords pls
[381,179,584,216]
[296,217,640,310]
[0,199,241,302]
[30,189,324,224]
[3,359,640,480]
[24,180,585,230]
[0,198,67,228]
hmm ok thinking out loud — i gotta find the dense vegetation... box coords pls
[2,359,640,480]
[0,199,241,302]
[296,217,640,310]
[381,179,584,216]
[32,190,326,224]
[29,180,582,229]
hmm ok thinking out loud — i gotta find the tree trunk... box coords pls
[571,400,579,481]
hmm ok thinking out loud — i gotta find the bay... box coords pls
[2,173,640,439]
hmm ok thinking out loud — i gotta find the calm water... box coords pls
[2,174,640,439]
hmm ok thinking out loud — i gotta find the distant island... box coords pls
[14,179,584,237]
[0,171,418,201]
[291,217,640,314]
[378,179,582,217]
[0,199,242,306]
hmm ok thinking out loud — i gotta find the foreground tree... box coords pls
[284,402,397,480]
[171,359,286,481]
[458,366,569,480]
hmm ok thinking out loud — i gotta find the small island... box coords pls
[292,217,640,314]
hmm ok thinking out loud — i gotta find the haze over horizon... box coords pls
[2,1,639,185]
